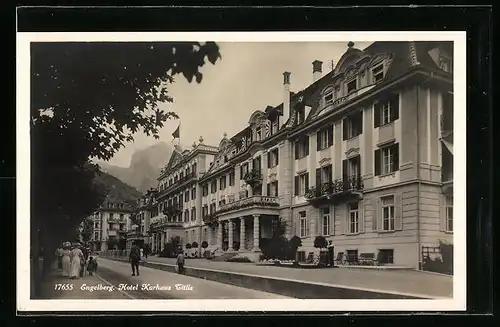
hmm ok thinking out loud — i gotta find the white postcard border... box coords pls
[16,31,467,312]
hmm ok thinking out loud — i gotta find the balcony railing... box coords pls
[305,176,364,207]
[216,195,279,215]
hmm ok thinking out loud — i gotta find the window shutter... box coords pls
[305,213,310,236]
[356,155,362,180]
[294,176,299,196]
[439,195,447,231]
[266,183,270,196]
[344,204,350,234]
[328,164,333,182]
[339,205,345,235]
[240,166,244,180]
[374,102,381,128]
[359,111,363,134]
[275,182,279,196]
[305,136,310,156]
[316,168,321,187]
[377,198,383,232]
[342,118,348,140]
[275,149,279,165]
[328,125,334,147]
[296,216,301,237]
[374,149,381,176]
[317,131,321,151]
[342,159,348,182]
[304,173,309,191]
[331,207,335,236]
[371,198,378,231]
[360,201,366,233]
[390,94,400,121]
[295,141,299,159]
[267,152,271,168]
[393,143,399,172]
[394,194,402,230]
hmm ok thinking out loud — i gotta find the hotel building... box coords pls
[148,140,218,253]
[87,200,134,251]
[148,41,454,268]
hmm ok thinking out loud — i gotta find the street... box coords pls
[39,256,290,299]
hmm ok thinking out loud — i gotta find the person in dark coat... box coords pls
[176,250,185,274]
[87,256,98,276]
[129,242,141,276]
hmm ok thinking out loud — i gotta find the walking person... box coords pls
[87,256,98,276]
[129,242,140,276]
[176,250,185,274]
[61,243,71,277]
[69,243,84,279]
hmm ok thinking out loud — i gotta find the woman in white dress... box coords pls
[61,243,72,277]
[69,244,84,279]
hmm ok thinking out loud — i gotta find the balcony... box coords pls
[305,176,364,207]
[157,171,198,198]
[202,213,219,228]
[149,218,184,230]
[216,195,279,215]
[243,169,263,187]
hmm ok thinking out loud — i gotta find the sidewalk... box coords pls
[121,255,453,298]
[38,265,130,299]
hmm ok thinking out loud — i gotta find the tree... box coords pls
[191,241,198,248]
[201,241,208,249]
[30,41,221,293]
[289,236,302,261]
[313,235,328,250]
[81,217,94,243]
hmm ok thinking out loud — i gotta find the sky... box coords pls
[107,41,373,167]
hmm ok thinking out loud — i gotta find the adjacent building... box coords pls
[87,200,134,251]
[145,40,454,268]
[148,140,218,253]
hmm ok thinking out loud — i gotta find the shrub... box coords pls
[313,235,328,249]
[185,243,192,249]
[228,256,252,263]
[201,241,208,249]
[191,242,199,248]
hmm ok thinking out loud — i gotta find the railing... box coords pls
[305,176,364,200]
[216,195,279,215]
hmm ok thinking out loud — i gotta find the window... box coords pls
[180,172,184,180]
[294,136,309,159]
[210,180,217,193]
[378,249,394,264]
[229,171,235,186]
[271,120,279,134]
[375,143,399,176]
[240,163,249,180]
[322,207,331,236]
[446,196,453,232]
[381,196,395,231]
[202,205,208,218]
[256,127,262,141]
[349,203,359,234]
[220,176,227,190]
[342,111,363,140]
[185,190,190,202]
[210,203,216,214]
[192,163,197,174]
[267,181,279,197]
[299,211,309,237]
[317,125,333,150]
[191,208,196,221]
[372,64,384,82]
[374,94,399,127]
[252,156,262,171]
[324,88,334,105]
[94,222,99,229]
[267,148,279,168]
[202,184,208,196]
[192,187,196,200]
[297,251,306,262]
[296,107,306,125]
[347,79,357,94]
[94,232,99,240]
[295,172,309,196]
[184,210,189,222]
[316,165,332,187]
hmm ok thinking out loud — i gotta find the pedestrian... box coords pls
[129,241,140,276]
[87,256,98,276]
[176,250,185,274]
[144,245,149,259]
[61,243,71,277]
[69,243,84,279]
[140,247,144,260]
[56,246,63,270]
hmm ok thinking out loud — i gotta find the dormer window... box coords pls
[347,79,357,94]
[372,64,384,83]
[256,126,262,141]
[439,56,451,72]
[296,107,306,125]
[323,88,334,106]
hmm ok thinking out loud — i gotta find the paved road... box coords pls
[110,255,453,298]
[41,257,290,299]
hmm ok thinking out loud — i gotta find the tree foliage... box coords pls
[30,41,222,274]
[81,217,94,242]
[313,235,328,249]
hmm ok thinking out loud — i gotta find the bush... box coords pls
[201,241,208,249]
[313,235,328,249]
[185,243,192,249]
[228,257,252,263]
[191,242,198,248]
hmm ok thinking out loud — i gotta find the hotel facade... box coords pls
[147,41,454,268]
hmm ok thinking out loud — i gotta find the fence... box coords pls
[100,249,130,259]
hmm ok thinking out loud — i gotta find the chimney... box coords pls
[280,72,291,128]
[312,60,323,82]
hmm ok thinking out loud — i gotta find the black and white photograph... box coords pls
[17,32,466,312]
